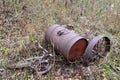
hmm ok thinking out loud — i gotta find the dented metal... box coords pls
[83,35,110,65]
[45,24,88,61]
[45,24,110,65]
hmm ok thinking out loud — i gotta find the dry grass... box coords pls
[0,0,120,80]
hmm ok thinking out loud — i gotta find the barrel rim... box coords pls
[65,36,88,60]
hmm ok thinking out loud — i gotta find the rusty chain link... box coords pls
[0,35,110,76]
[0,45,55,76]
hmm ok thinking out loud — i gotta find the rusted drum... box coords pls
[45,24,88,61]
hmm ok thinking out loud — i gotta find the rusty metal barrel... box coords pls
[45,24,88,61]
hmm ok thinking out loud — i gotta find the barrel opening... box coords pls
[67,39,88,60]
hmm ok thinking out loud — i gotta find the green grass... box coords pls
[0,47,9,56]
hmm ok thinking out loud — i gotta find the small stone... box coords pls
[0,68,5,76]
[116,67,120,71]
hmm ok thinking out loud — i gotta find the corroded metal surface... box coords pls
[45,24,88,61]
[8,45,55,75]
[83,35,110,65]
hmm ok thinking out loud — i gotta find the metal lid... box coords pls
[83,35,110,66]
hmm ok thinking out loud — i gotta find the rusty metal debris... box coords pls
[45,24,111,65]
[8,45,55,75]
[45,24,88,61]
[0,24,111,76]
[83,35,110,66]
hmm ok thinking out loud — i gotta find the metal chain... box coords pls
[0,45,55,76]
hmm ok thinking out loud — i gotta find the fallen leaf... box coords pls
[25,24,36,35]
